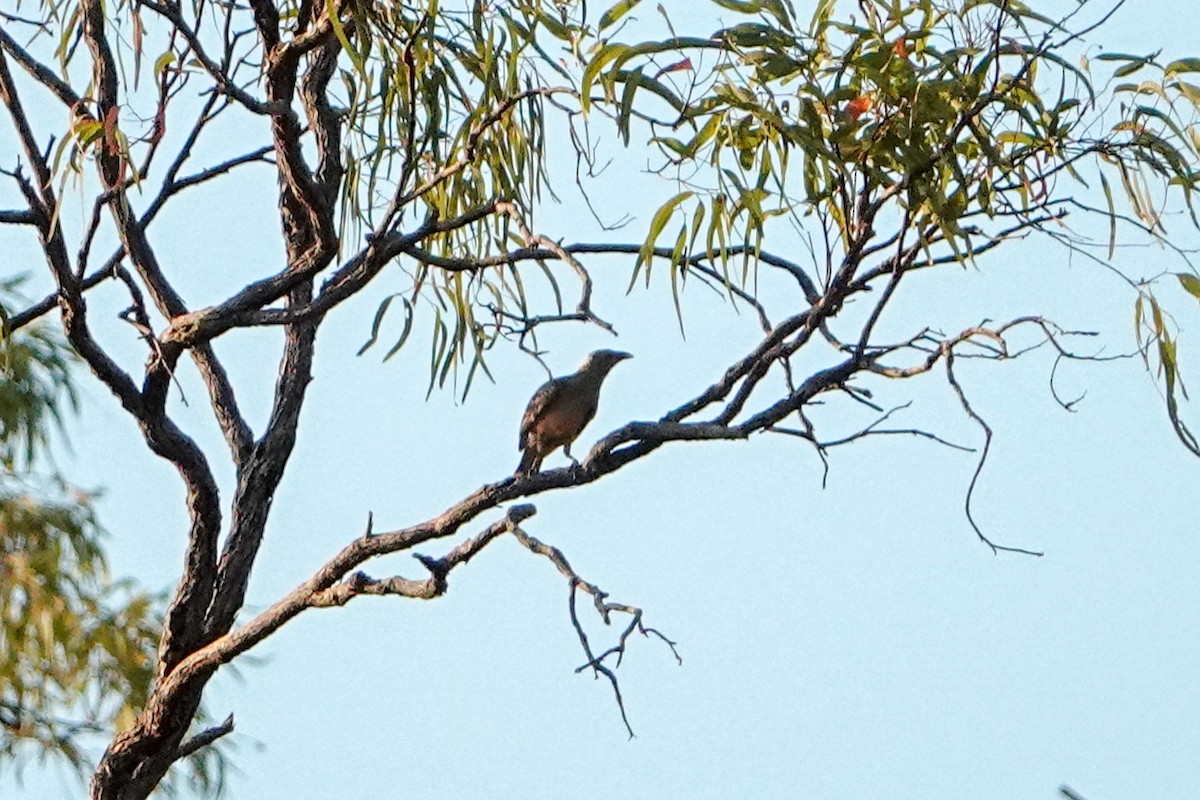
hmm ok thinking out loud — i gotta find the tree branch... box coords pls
[310,505,537,606]
[944,349,1045,557]
[0,26,82,109]
[173,714,234,761]
[0,208,36,224]
[136,0,281,115]
[510,525,681,738]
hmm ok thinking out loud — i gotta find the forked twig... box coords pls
[510,526,680,738]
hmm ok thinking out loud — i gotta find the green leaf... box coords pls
[618,67,642,144]
[996,131,1036,147]
[631,190,694,290]
[1114,61,1149,79]
[358,294,397,356]
[1173,80,1200,108]
[536,11,574,41]
[460,346,494,402]
[326,0,365,77]
[1160,333,1177,396]
[153,52,176,76]
[1178,273,1200,301]
[1095,52,1153,62]
[1166,58,1200,76]
[712,0,763,13]
[687,201,707,253]
[598,0,642,31]
[425,314,448,400]
[1099,170,1117,260]
[761,0,795,32]
[669,223,688,337]
[1134,295,1145,350]
[614,69,686,113]
[582,42,630,114]
[382,299,415,362]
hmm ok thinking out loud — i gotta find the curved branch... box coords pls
[944,350,1044,558]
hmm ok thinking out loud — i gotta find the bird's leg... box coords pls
[563,442,581,469]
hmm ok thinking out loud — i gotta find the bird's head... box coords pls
[581,349,632,375]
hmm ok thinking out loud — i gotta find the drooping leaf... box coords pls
[598,0,642,31]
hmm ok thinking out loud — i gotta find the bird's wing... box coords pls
[518,376,569,450]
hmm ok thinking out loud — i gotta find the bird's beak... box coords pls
[614,351,632,361]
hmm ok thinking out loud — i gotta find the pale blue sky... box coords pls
[4,1,1200,798]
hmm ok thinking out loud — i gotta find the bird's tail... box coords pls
[515,448,539,475]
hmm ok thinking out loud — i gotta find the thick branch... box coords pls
[204,277,319,636]
[165,202,502,339]
[77,0,229,686]
[0,208,36,224]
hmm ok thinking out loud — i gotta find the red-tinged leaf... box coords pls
[892,38,908,59]
[846,95,873,120]
[654,57,693,79]
[132,12,144,90]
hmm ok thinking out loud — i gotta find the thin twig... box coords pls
[945,350,1044,557]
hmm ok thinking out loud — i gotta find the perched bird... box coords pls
[516,349,632,475]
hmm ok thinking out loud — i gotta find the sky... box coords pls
[3,0,1200,798]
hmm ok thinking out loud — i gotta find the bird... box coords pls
[515,349,632,475]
